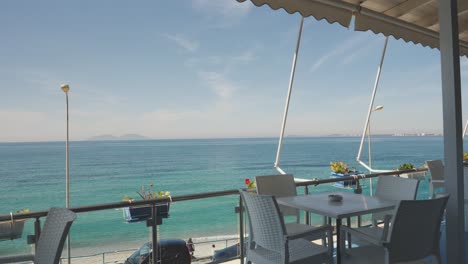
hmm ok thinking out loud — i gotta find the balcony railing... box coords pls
[0,169,426,264]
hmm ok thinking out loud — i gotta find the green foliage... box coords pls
[330,161,352,174]
[398,163,414,170]
[122,182,170,202]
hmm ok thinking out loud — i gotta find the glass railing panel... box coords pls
[0,217,35,257]
[60,195,243,263]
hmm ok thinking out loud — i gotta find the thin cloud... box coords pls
[310,34,378,72]
[184,50,256,74]
[141,109,201,122]
[198,71,237,99]
[192,0,252,18]
[341,38,383,65]
[232,51,256,63]
[164,34,199,52]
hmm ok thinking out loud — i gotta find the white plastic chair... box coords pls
[255,174,329,243]
[239,190,333,264]
[342,195,449,264]
[341,176,419,247]
[0,207,77,264]
[426,160,444,198]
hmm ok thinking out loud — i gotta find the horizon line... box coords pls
[0,134,444,144]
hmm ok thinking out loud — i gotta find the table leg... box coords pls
[336,218,342,264]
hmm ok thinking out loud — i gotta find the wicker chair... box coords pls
[255,174,330,244]
[0,207,77,264]
[342,195,448,264]
[426,160,445,198]
[239,190,333,264]
[340,176,419,248]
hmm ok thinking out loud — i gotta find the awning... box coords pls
[237,0,468,57]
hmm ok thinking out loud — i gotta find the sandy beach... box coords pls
[59,236,240,264]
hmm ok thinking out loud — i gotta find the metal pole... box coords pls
[274,16,304,175]
[356,37,389,173]
[61,84,71,264]
[367,122,373,196]
[34,218,41,252]
[463,120,468,139]
[438,0,465,263]
[65,91,69,209]
[239,196,244,264]
[151,205,158,264]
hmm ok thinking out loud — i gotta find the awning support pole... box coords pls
[274,16,304,175]
[438,0,465,263]
[356,37,391,178]
[463,120,468,139]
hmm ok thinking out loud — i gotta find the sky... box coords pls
[1,0,468,142]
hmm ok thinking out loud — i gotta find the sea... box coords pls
[0,136,444,256]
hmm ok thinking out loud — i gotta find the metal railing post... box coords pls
[239,195,244,264]
[304,186,310,225]
[34,217,41,252]
[151,204,158,264]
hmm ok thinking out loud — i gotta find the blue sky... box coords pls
[1,0,468,142]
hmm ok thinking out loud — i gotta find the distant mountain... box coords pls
[88,134,149,141]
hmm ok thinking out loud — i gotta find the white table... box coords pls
[276,191,396,264]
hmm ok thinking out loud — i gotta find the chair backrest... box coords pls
[386,195,449,263]
[239,190,286,255]
[373,176,419,222]
[35,208,77,264]
[255,174,299,220]
[426,160,444,181]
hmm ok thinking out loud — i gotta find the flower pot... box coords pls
[0,219,26,241]
[123,203,170,223]
[330,172,359,187]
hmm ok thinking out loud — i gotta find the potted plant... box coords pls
[122,183,171,223]
[330,161,359,187]
[244,178,256,189]
[398,163,426,180]
[0,208,29,241]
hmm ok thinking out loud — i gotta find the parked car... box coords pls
[125,239,191,264]
[212,243,242,263]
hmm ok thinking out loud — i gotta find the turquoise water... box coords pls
[0,136,443,255]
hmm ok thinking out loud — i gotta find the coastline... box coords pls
[64,234,240,264]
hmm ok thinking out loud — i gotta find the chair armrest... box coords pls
[431,180,445,183]
[285,225,332,240]
[380,214,392,242]
[0,254,34,263]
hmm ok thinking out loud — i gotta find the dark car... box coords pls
[212,243,242,263]
[125,239,191,264]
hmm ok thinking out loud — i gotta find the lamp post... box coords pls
[368,105,384,196]
[61,84,71,263]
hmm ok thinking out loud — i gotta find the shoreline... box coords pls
[62,234,241,264]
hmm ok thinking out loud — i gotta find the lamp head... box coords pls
[374,105,384,111]
[61,84,70,93]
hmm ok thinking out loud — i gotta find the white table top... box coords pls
[276,191,396,219]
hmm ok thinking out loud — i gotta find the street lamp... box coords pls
[61,84,70,208]
[61,84,71,263]
[368,105,384,195]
